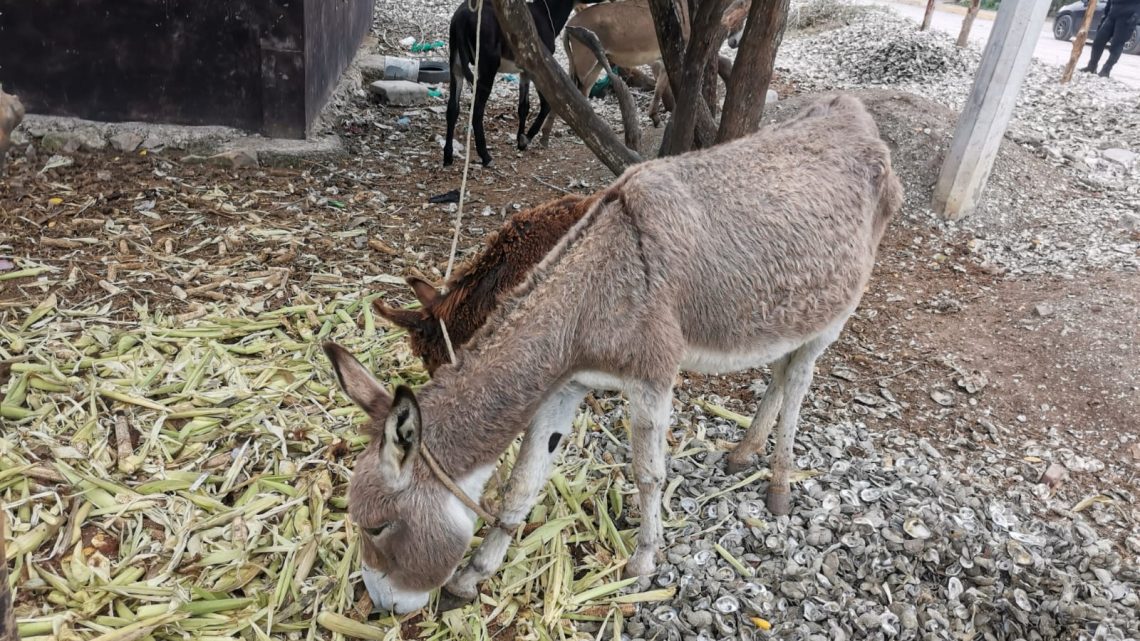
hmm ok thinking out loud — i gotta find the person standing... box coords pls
[1082,0,1140,77]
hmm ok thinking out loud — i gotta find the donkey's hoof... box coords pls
[437,587,476,612]
[724,453,753,475]
[480,157,494,168]
[516,134,530,151]
[766,488,791,516]
[442,155,454,167]
[624,548,658,578]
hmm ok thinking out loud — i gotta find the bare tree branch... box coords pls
[717,0,790,142]
[1060,2,1097,82]
[648,0,719,154]
[661,0,732,155]
[956,0,982,47]
[490,0,641,174]
[566,26,643,152]
[921,0,936,30]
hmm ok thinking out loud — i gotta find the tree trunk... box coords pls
[921,0,936,30]
[565,26,643,153]
[703,55,719,119]
[648,0,720,155]
[490,0,641,174]
[659,0,732,156]
[1060,2,1097,82]
[956,0,982,46]
[717,0,790,142]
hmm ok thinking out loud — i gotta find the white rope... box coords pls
[439,0,485,366]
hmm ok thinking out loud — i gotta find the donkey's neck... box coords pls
[417,309,572,475]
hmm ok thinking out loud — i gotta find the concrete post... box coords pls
[932,0,1051,220]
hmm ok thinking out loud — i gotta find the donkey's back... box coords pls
[603,94,900,365]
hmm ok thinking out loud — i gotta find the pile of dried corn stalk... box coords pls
[1,287,675,641]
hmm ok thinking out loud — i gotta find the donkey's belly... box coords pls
[679,340,801,375]
[607,50,662,68]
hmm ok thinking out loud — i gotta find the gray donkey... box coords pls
[323,94,903,613]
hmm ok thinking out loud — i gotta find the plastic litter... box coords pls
[411,40,446,53]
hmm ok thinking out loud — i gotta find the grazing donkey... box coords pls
[443,0,602,167]
[374,193,595,374]
[324,94,902,613]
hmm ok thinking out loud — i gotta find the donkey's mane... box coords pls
[443,193,584,291]
[444,187,621,366]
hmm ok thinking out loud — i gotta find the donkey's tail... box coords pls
[562,29,581,90]
[449,20,476,85]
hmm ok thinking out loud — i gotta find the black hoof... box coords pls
[480,158,494,168]
[517,134,530,151]
[437,588,475,612]
[443,156,454,167]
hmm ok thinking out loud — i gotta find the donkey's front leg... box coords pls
[441,383,587,607]
[625,384,672,578]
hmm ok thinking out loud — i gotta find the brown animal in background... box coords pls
[0,511,16,641]
[723,0,751,48]
[549,0,743,133]
[0,85,26,173]
[374,193,596,374]
[324,94,902,614]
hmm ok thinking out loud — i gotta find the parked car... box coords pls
[1053,0,1140,55]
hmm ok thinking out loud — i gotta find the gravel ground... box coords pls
[605,408,1140,641]
[776,1,1140,277]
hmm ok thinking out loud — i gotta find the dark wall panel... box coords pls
[304,0,375,128]
[0,0,372,138]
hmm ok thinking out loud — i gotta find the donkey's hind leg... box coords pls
[441,382,587,607]
[725,354,790,474]
[765,322,845,516]
[625,383,673,578]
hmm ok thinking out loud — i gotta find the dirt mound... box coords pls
[764,90,1065,224]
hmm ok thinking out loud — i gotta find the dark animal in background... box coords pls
[374,193,595,373]
[443,0,602,167]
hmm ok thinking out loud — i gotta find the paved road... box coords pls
[858,0,1140,89]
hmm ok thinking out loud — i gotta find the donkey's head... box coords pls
[323,343,477,613]
[723,0,749,48]
[373,276,453,375]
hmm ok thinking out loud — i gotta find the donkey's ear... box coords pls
[323,342,391,420]
[381,385,421,471]
[372,299,429,331]
[406,276,441,309]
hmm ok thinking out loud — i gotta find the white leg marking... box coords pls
[625,384,672,578]
[445,382,587,599]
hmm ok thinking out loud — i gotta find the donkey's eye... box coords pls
[363,523,390,537]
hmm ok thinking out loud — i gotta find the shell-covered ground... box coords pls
[2,0,1138,640]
